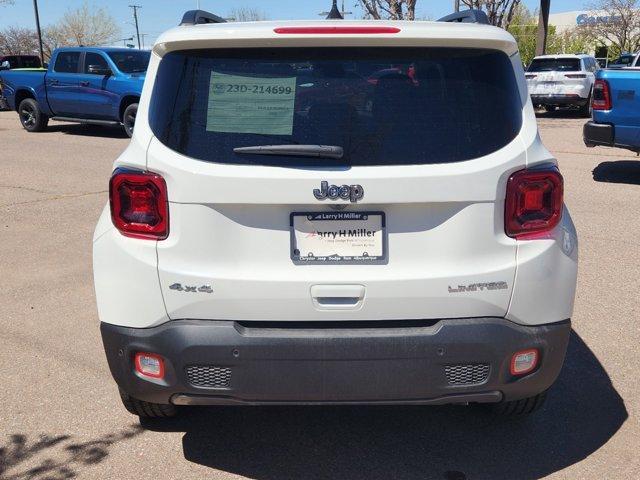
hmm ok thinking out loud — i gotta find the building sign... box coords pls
[576,13,622,25]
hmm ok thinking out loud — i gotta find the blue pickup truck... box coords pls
[0,47,149,137]
[583,68,640,153]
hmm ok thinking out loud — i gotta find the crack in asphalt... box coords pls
[0,184,58,195]
[0,190,107,208]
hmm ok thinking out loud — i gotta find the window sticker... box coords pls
[206,72,297,135]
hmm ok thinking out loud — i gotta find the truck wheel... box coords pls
[122,103,138,138]
[487,390,547,416]
[18,98,49,132]
[119,388,177,418]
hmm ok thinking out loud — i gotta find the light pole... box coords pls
[32,0,45,64]
[535,0,550,56]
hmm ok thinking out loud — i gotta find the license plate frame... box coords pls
[290,211,387,265]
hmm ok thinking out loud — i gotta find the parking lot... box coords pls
[0,109,639,479]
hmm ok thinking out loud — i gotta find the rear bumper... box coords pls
[583,121,614,148]
[531,94,588,106]
[101,318,571,406]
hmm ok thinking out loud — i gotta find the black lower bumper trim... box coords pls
[101,318,571,406]
[531,95,588,106]
[171,391,503,406]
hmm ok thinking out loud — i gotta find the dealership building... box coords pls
[548,10,627,58]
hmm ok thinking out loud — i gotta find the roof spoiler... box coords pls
[437,9,489,25]
[180,10,226,26]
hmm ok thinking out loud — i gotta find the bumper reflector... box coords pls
[510,349,539,376]
[134,352,164,379]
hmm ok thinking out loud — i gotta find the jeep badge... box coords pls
[313,181,364,203]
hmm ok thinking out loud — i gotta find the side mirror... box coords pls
[88,64,112,76]
[0,61,10,70]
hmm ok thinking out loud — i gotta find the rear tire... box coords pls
[18,98,49,132]
[487,390,547,416]
[580,93,592,118]
[122,102,138,138]
[119,388,177,418]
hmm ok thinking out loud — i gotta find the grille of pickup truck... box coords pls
[444,364,490,385]
[185,365,232,389]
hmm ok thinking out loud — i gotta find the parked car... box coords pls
[0,47,150,137]
[526,53,598,116]
[0,54,42,70]
[607,52,639,69]
[583,68,640,153]
[95,9,577,419]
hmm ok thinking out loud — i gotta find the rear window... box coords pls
[150,48,522,167]
[107,51,150,73]
[528,58,581,72]
[611,55,635,65]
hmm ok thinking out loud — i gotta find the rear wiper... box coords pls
[233,144,343,159]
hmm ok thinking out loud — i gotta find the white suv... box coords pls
[94,10,578,418]
[526,54,598,116]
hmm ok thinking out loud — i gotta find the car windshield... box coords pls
[528,58,581,72]
[107,51,150,73]
[149,47,522,167]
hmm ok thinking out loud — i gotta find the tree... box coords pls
[227,7,268,22]
[0,27,39,55]
[580,0,640,57]
[55,1,119,47]
[357,0,418,20]
[42,25,67,60]
[508,5,591,66]
[461,0,521,28]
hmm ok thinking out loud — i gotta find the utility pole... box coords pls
[535,0,550,56]
[129,5,142,50]
[32,0,45,64]
[320,0,351,19]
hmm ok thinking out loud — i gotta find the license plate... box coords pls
[290,212,386,264]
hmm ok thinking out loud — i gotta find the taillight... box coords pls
[564,73,586,79]
[592,79,611,110]
[109,170,168,240]
[505,168,563,239]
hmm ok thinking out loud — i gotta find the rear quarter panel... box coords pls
[0,69,48,112]
[594,69,640,147]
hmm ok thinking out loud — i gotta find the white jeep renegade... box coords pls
[93,10,578,418]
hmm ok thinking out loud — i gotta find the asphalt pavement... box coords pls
[0,110,638,479]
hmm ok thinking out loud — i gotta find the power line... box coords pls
[129,5,142,50]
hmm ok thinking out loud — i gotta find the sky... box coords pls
[1,0,591,46]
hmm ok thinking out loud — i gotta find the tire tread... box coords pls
[118,389,177,418]
[489,390,548,416]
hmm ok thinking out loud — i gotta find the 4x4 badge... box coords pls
[313,181,364,203]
